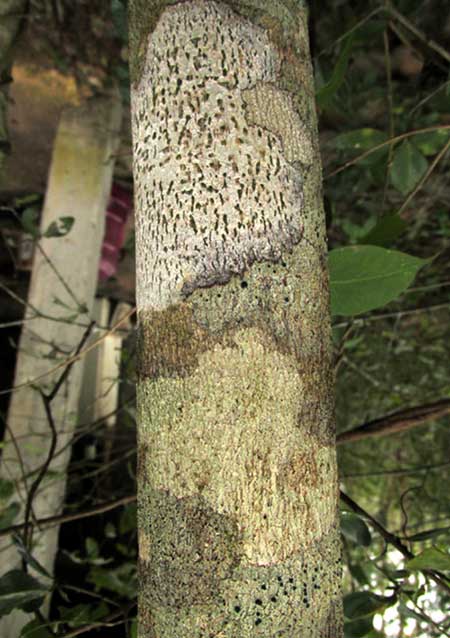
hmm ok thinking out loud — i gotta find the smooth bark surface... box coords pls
[130,2,342,636]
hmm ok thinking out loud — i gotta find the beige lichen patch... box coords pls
[139,327,338,565]
[132,0,312,311]
[242,82,314,164]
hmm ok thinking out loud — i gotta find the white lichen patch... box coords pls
[242,83,314,165]
[138,327,338,565]
[132,1,312,311]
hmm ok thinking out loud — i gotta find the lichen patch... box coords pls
[131,1,310,311]
[138,326,338,565]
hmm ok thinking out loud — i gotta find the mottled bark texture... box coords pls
[130,1,342,636]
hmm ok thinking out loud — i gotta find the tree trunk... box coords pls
[0,96,121,637]
[0,0,26,170]
[129,2,342,636]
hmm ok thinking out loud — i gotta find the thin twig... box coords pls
[340,491,450,595]
[337,398,450,445]
[0,307,136,397]
[0,495,136,538]
[325,124,450,179]
[396,136,450,216]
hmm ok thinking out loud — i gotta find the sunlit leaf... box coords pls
[406,547,450,571]
[329,245,429,316]
[0,570,48,617]
[43,216,74,238]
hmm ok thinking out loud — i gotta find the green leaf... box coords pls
[43,216,74,238]
[58,602,109,628]
[390,141,428,195]
[406,547,450,571]
[344,591,394,620]
[329,245,429,316]
[12,535,51,578]
[87,562,136,598]
[344,617,374,638]
[0,479,14,501]
[331,128,388,166]
[341,512,372,546]
[119,502,137,535]
[0,503,20,531]
[20,619,53,637]
[0,570,48,617]
[21,207,41,239]
[407,526,450,542]
[359,214,407,246]
[317,34,355,108]
[414,128,450,156]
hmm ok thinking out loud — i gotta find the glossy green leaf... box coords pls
[344,617,374,638]
[341,512,372,546]
[331,129,388,166]
[12,535,51,578]
[0,570,48,617]
[329,245,429,316]
[43,216,74,238]
[317,34,355,108]
[360,214,407,246]
[406,547,450,571]
[390,141,428,195]
[58,602,109,628]
[87,562,136,598]
[344,591,394,620]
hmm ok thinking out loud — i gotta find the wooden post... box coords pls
[0,95,122,636]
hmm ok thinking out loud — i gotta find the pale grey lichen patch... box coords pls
[131,0,312,311]
[138,326,338,565]
[242,82,314,165]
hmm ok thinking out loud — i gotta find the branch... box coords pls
[0,495,136,538]
[340,491,450,595]
[337,398,450,445]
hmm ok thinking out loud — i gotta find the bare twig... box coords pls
[337,398,450,445]
[0,495,136,539]
[325,124,450,179]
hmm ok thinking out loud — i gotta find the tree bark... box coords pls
[129,2,342,636]
[0,0,26,170]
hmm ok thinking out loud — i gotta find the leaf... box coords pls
[390,141,428,195]
[0,503,20,531]
[329,245,429,316]
[87,563,136,598]
[12,535,51,578]
[317,34,355,108]
[21,207,41,239]
[119,503,137,535]
[344,617,374,638]
[407,526,450,542]
[341,512,372,547]
[20,619,53,637]
[344,591,394,620]
[43,216,74,238]
[406,547,450,571]
[331,129,389,166]
[0,570,48,617]
[414,128,450,156]
[0,479,14,501]
[20,620,52,637]
[359,214,407,246]
[58,602,109,628]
